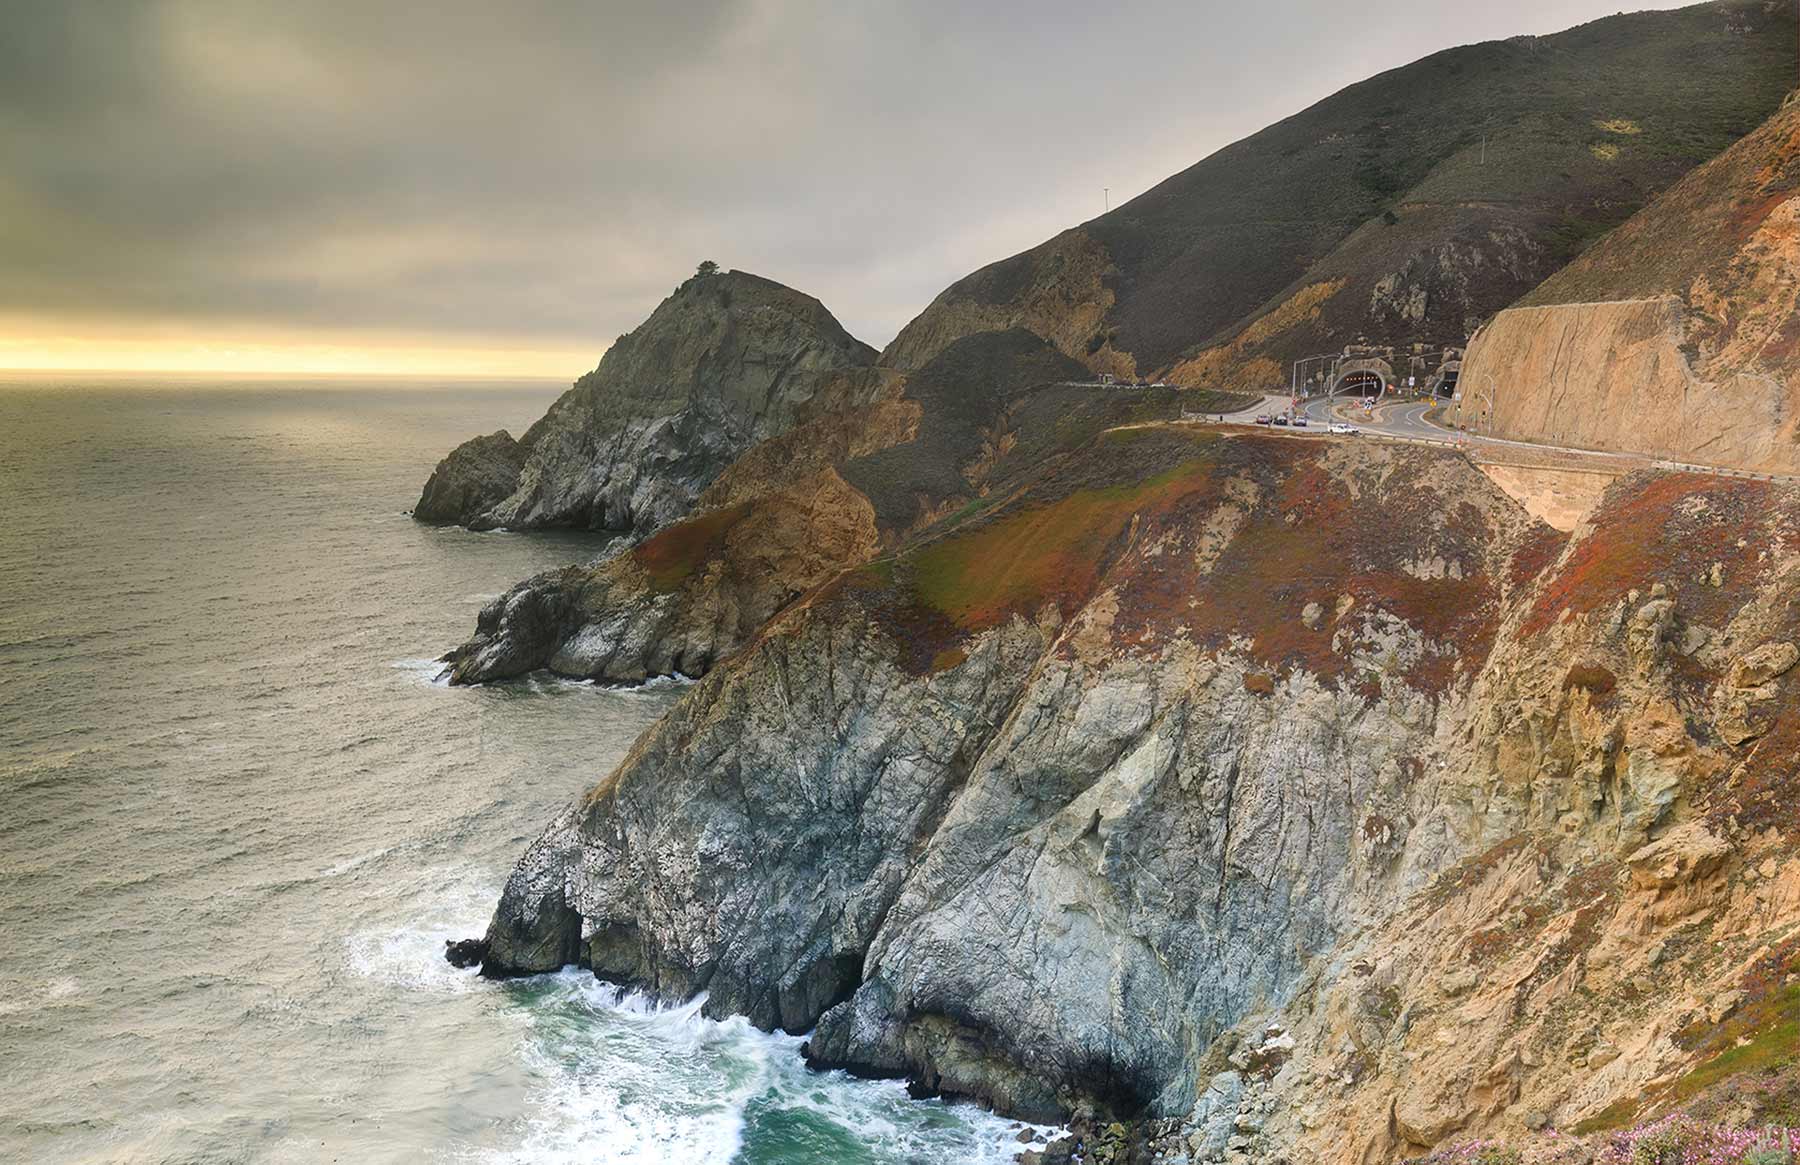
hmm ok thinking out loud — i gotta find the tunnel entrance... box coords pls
[1329,356,1394,401]
[1435,369,1459,400]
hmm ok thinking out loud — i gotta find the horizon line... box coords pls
[0,364,578,381]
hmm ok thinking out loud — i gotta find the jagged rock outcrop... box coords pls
[1461,92,1800,471]
[442,466,885,684]
[413,430,529,525]
[882,3,1796,385]
[415,269,882,533]
[474,429,1552,1112]
[1255,470,1800,1164]
[471,423,1800,1161]
[439,329,1250,685]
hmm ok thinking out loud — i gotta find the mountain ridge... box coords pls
[1459,85,1800,471]
[887,0,1797,394]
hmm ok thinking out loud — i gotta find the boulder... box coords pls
[413,430,527,526]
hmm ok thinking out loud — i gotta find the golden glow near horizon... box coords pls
[0,319,600,379]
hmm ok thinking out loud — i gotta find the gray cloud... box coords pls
[0,0,1694,359]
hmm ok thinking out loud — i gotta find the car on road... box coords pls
[1329,423,1360,435]
[1254,414,1271,425]
[1272,415,1289,426]
[1292,416,1309,428]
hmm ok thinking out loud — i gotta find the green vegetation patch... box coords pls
[1522,473,1774,640]
[1672,940,1800,1101]
[1575,938,1800,1133]
[630,502,754,592]
[906,459,1216,634]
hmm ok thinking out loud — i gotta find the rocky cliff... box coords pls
[431,9,1800,1160]
[415,269,882,533]
[442,329,1248,684]
[1460,91,1800,473]
[465,421,1800,1161]
[884,1,1796,391]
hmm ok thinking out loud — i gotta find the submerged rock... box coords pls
[442,937,488,969]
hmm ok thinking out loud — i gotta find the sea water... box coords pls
[0,375,1041,1163]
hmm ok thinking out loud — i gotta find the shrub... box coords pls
[1595,1115,1800,1165]
[1414,1139,1521,1164]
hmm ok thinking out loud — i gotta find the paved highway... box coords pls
[1299,395,1447,440]
[1195,389,1799,485]
[1213,392,1455,441]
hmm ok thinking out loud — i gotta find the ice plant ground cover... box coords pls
[1415,1117,1800,1165]
[1595,1116,1798,1165]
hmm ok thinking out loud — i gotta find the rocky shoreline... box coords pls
[444,427,1800,1160]
[421,27,1800,1160]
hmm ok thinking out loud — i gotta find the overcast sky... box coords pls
[0,0,1695,376]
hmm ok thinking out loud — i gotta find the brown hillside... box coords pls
[1461,91,1800,471]
[884,1,1797,393]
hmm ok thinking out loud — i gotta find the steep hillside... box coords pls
[414,269,884,533]
[461,423,1800,1162]
[1461,90,1800,471]
[885,1,1796,392]
[442,330,1249,684]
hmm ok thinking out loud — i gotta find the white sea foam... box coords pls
[623,672,696,692]
[0,976,85,1016]
[318,844,397,879]
[389,657,452,687]
[343,867,497,995]
[493,981,754,1163]
[357,888,1052,1164]
[483,971,1055,1165]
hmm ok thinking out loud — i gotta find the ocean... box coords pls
[0,376,1040,1163]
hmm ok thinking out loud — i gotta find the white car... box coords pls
[1329,423,1360,435]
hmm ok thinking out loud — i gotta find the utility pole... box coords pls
[1104,187,1110,213]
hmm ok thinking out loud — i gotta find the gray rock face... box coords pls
[441,466,880,685]
[479,587,1441,1122]
[474,433,1551,1126]
[413,430,528,525]
[416,270,880,534]
[482,601,1054,1026]
[802,649,1434,1121]
[440,555,732,687]
[440,565,597,685]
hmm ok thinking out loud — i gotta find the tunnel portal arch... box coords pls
[1330,357,1393,399]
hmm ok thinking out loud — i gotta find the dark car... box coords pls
[1272,415,1289,426]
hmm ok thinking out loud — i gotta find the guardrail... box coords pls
[1650,459,1793,483]
[1170,414,1800,484]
